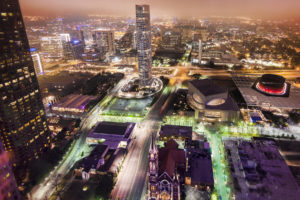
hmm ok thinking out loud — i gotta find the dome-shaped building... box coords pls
[254,74,288,96]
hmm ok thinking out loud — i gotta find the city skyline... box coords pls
[1,1,300,200]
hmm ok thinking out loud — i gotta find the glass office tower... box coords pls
[0,0,51,170]
[136,4,152,87]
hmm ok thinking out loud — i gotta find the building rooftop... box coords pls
[186,140,214,187]
[159,125,192,139]
[224,139,300,200]
[87,122,135,149]
[205,95,240,111]
[158,140,185,177]
[94,122,129,136]
[232,73,300,109]
[190,79,227,97]
[52,94,97,113]
[89,121,135,138]
[80,144,109,172]
[189,154,214,186]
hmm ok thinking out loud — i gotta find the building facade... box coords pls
[63,40,84,60]
[148,135,159,199]
[148,139,184,200]
[0,0,51,170]
[187,79,240,122]
[148,129,214,200]
[30,50,44,75]
[93,30,116,56]
[40,35,64,59]
[136,4,152,87]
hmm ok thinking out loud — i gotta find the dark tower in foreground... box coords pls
[0,0,51,172]
[136,4,152,87]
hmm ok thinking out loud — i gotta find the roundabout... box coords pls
[116,77,163,99]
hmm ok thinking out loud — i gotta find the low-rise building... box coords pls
[148,139,185,200]
[159,125,192,141]
[148,135,214,200]
[224,139,300,200]
[50,94,98,118]
[185,140,214,191]
[74,144,109,180]
[86,121,135,149]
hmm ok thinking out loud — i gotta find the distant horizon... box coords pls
[20,0,300,19]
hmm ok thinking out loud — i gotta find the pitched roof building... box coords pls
[148,139,184,200]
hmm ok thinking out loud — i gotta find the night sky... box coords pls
[20,0,300,18]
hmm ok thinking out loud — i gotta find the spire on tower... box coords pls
[149,132,158,153]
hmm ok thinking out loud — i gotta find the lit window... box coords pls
[4,81,10,86]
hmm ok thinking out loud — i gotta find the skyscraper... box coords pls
[30,49,44,75]
[0,0,51,170]
[136,5,152,87]
[93,30,116,56]
[198,40,202,64]
[41,35,64,59]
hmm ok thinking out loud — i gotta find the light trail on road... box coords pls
[111,82,174,200]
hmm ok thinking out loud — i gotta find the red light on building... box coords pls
[256,82,286,95]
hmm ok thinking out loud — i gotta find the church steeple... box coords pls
[149,132,158,155]
[149,133,158,174]
[148,133,158,199]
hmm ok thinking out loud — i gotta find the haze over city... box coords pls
[20,0,300,18]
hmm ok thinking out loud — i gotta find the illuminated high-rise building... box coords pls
[40,33,70,60]
[63,39,85,60]
[0,0,51,170]
[0,142,20,200]
[198,40,202,64]
[30,48,44,75]
[41,35,64,59]
[136,4,152,86]
[93,30,116,56]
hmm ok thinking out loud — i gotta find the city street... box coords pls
[111,83,173,200]
[110,119,158,200]
[30,77,129,200]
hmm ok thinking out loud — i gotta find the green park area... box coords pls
[162,115,196,127]
[102,97,153,118]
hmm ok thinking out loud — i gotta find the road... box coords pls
[110,119,158,200]
[30,77,129,200]
[206,128,232,200]
[156,66,300,79]
[111,83,174,200]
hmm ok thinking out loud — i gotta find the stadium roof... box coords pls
[232,73,300,109]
